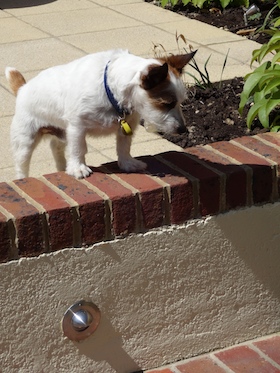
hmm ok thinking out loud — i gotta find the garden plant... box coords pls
[239,0,280,132]
[159,0,249,10]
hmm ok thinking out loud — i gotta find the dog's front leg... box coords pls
[65,125,92,179]
[117,129,147,172]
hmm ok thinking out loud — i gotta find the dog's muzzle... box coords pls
[176,122,187,134]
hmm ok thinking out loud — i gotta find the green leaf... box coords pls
[258,102,270,128]
[246,99,266,128]
[258,70,280,90]
[263,78,280,96]
[255,90,280,129]
[257,4,278,31]
[271,50,280,65]
[191,0,208,8]
[253,89,266,104]
[219,0,231,9]
[259,44,280,63]
[265,90,280,116]
[273,17,280,27]
[271,125,280,132]
[267,31,280,47]
[239,71,265,112]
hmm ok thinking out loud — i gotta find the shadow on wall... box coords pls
[76,313,143,373]
[0,0,56,9]
[101,151,280,304]
[216,203,280,302]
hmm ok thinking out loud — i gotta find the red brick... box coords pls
[254,336,280,365]
[0,182,44,256]
[215,345,280,372]
[177,357,227,373]
[210,140,273,204]
[259,133,280,147]
[142,155,195,224]
[85,169,137,237]
[235,136,280,164]
[186,146,247,210]
[14,177,73,251]
[44,172,106,245]
[0,211,11,262]
[160,151,221,216]
[234,136,280,199]
[104,162,164,229]
[146,369,174,373]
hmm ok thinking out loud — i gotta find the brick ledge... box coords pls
[0,132,279,262]
[145,333,280,373]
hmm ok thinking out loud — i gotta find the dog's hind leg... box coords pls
[116,129,147,172]
[10,115,44,179]
[50,137,66,171]
[11,133,40,179]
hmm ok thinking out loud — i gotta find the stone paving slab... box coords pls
[0,38,85,74]
[0,17,49,43]
[2,0,98,16]
[60,26,179,57]
[20,7,142,36]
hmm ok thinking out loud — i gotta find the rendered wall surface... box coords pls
[1,202,280,373]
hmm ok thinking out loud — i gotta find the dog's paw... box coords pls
[66,164,93,179]
[118,158,147,173]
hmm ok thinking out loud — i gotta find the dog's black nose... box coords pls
[177,124,187,134]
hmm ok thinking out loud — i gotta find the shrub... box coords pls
[239,1,280,132]
[159,0,249,10]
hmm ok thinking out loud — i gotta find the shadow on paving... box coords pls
[0,0,56,9]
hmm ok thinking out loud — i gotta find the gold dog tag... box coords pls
[120,120,132,136]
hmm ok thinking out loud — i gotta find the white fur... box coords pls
[7,49,187,179]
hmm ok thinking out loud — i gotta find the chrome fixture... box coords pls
[62,300,101,341]
[244,4,260,26]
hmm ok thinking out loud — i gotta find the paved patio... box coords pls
[0,0,262,182]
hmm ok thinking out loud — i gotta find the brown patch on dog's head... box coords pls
[148,84,178,111]
[140,53,197,114]
[140,51,197,92]
[140,62,169,90]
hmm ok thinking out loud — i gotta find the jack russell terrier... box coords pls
[6,49,195,179]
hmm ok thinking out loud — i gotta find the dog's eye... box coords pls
[164,101,177,110]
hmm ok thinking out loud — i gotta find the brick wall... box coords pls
[1,132,279,263]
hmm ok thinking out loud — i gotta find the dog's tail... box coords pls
[5,67,26,96]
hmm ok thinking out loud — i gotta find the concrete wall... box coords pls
[1,202,280,373]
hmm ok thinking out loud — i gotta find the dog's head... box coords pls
[135,52,196,134]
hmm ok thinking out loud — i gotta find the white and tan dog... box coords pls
[6,49,195,179]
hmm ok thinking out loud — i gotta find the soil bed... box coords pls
[145,1,273,148]
[162,77,265,148]
[172,1,277,44]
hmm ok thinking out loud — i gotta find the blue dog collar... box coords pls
[104,62,132,135]
[104,62,129,118]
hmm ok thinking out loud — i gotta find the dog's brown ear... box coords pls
[141,62,169,90]
[166,51,197,75]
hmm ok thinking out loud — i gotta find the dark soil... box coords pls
[162,77,266,148]
[172,1,278,44]
[145,1,276,148]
